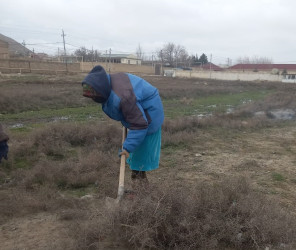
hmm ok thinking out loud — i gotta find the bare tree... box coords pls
[236,55,273,64]
[251,56,273,64]
[74,47,101,62]
[174,45,188,67]
[164,43,175,66]
[136,44,144,60]
[157,42,189,67]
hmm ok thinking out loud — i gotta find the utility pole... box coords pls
[160,49,163,75]
[61,29,68,72]
[105,50,108,68]
[108,48,111,73]
[22,40,28,57]
[91,46,94,67]
[152,55,154,68]
[210,54,212,78]
[61,30,67,56]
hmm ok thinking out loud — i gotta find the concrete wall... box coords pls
[174,70,283,82]
[80,62,155,74]
[0,59,158,75]
[0,59,80,74]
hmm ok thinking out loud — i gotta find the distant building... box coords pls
[191,62,223,71]
[282,74,296,83]
[32,53,50,60]
[59,55,81,63]
[229,64,296,74]
[0,40,9,59]
[201,62,223,71]
[100,54,141,65]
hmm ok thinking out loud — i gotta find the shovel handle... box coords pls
[117,127,127,199]
[122,126,127,146]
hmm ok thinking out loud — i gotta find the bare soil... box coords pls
[0,213,75,250]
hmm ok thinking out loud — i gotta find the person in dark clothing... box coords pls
[0,124,9,163]
[82,65,164,187]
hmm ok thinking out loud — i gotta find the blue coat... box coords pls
[82,66,164,153]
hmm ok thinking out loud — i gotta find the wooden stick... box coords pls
[117,127,127,200]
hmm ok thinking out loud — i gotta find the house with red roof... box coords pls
[202,62,223,71]
[228,64,296,74]
[192,62,223,71]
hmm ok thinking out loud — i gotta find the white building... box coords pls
[101,54,141,65]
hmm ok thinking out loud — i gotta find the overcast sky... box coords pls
[1,0,295,65]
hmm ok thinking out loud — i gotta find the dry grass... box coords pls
[74,177,296,249]
[0,184,81,224]
[0,79,87,113]
[143,76,294,99]
[235,91,296,117]
[1,75,296,249]
[0,122,122,224]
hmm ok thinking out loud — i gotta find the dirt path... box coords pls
[0,213,74,250]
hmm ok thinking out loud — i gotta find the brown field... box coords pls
[1,73,296,249]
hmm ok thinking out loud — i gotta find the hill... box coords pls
[0,33,32,56]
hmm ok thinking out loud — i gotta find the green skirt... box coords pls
[127,128,161,171]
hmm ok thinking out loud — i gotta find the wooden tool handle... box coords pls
[117,127,127,199]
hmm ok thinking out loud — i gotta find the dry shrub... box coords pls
[3,121,121,199]
[237,91,296,116]
[0,185,61,224]
[75,177,296,249]
[17,149,118,195]
[163,117,201,133]
[203,115,271,130]
[162,130,196,147]
[162,115,270,148]
[0,183,87,225]
[32,122,121,154]
[147,77,277,100]
[3,122,121,186]
[258,92,296,110]
[162,117,202,147]
[0,80,85,113]
[0,188,46,224]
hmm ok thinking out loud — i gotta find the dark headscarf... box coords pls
[81,65,111,102]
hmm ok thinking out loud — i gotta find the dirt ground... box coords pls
[0,213,75,250]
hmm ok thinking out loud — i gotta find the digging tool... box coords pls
[106,126,127,206]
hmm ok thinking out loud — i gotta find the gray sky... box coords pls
[1,0,295,65]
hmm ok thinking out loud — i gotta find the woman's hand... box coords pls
[119,149,130,159]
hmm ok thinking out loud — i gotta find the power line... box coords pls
[26,42,62,45]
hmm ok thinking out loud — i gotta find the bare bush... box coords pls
[32,122,121,151]
[237,92,296,114]
[0,185,69,224]
[75,177,296,249]
[0,80,87,113]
